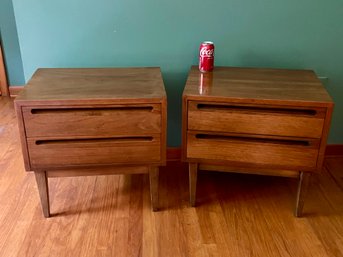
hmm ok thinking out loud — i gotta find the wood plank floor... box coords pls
[1,96,343,257]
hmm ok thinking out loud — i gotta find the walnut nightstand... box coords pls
[15,68,167,217]
[182,66,333,217]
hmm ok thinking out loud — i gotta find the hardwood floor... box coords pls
[1,96,343,257]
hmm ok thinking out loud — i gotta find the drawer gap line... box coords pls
[195,134,311,146]
[30,106,154,114]
[35,136,154,145]
[196,104,317,116]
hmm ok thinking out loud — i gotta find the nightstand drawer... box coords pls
[27,136,161,169]
[188,101,325,138]
[186,132,319,170]
[22,104,161,137]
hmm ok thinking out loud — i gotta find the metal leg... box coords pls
[149,166,159,211]
[295,172,311,217]
[34,171,50,218]
[189,163,198,207]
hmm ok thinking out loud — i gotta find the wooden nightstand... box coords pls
[182,66,334,216]
[15,68,167,217]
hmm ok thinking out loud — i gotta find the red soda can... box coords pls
[199,41,215,72]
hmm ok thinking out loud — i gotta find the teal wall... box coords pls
[10,0,343,146]
[0,0,25,85]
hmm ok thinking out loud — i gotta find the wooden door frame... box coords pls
[0,44,9,96]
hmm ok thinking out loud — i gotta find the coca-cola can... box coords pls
[199,41,215,72]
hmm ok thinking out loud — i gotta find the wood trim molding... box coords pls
[9,86,24,97]
[325,144,343,157]
[0,45,9,96]
[166,147,182,161]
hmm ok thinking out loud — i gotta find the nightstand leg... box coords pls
[189,163,198,207]
[34,171,50,218]
[295,172,311,217]
[149,166,159,211]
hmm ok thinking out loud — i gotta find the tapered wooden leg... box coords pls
[189,163,198,207]
[149,166,159,211]
[295,172,311,217]
[34,171,50,218]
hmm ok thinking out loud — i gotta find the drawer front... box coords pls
[23,104,161,137]
[186,132,319,170]
[27,136,161,169]
[188,101,325,138]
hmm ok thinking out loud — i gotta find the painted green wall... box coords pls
[11,0,343,146]
[0,0,25,85]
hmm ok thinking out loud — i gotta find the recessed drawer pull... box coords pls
[31,106,154,114]
[195,134,311,146]
[196,104,317,116]
[35,136,154,145]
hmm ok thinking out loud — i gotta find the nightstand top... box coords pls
[16,67,166,105]
[183,66,333,107]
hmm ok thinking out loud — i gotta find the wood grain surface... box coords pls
[15,67,166,106]
[183,66,333,107]
[186,132,319,171]
[187,101,325,139]
[0,45,9,96]
[22,104,162,137]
